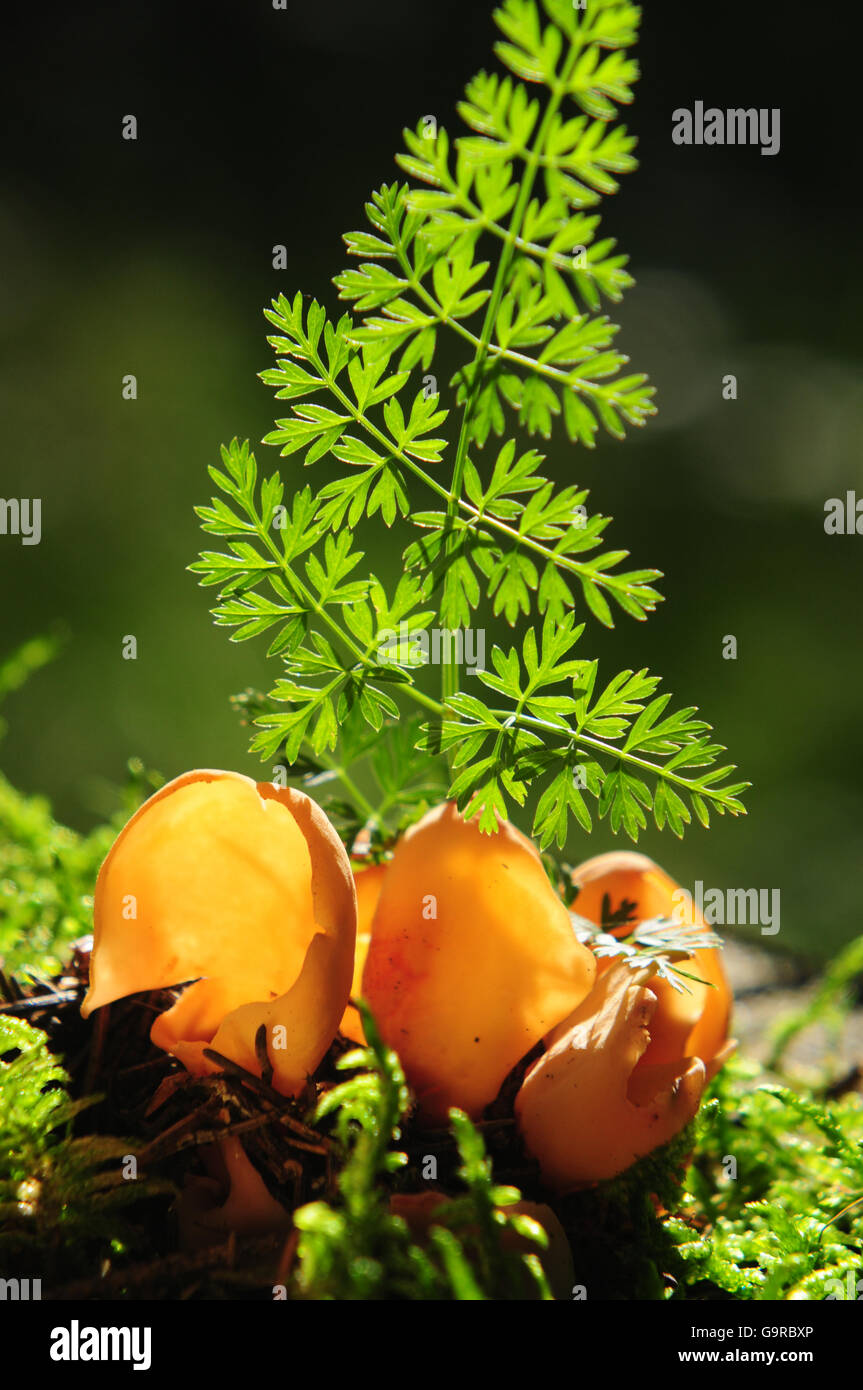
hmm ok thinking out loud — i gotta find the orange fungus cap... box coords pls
[82,770,356,1096]
[361,802,596,1123]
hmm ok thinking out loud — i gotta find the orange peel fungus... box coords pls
[361,801,596,1125]
[516,851,735,1190]
[83,779,734,1219]
[81,769,356,1098]
[552,850,732,1068]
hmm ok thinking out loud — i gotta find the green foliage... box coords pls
[571,901,724,993]
[0,635,111,974]
[0,768,109,974]
[0,1016,172,1278]
[234,690,447,846]
[668,1058,863,1300]
[291,1005,550,1299]
[289,999,863,1302]
[431,1110,553,1299]
[0,1015,71,1182]
[193,0,747,848]
[0,637,163,974]
[428,613,747,839]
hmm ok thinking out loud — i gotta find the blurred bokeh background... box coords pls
[1,1,859,961]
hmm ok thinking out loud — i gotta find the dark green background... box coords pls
[1,1,860,959]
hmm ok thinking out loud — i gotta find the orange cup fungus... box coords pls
[81,769,356,1098]
[553,851,732,1070]
[516,959,709,1190]
[516,851,735,1190]
[83,777,734,1216]
[177,1129,292,1247]
[361,802,596,1125]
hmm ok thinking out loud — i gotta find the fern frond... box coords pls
[194,0,747,845]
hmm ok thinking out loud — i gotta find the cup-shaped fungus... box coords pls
[177,1129,292,1248]
[552,851,732,1070]
[340,861,387,1046]
[515,959,709,1189]
[361,802,596,1124]
[81,769,356,1097]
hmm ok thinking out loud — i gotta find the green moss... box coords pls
[292,1006,551,1300]
[0,770,111,975]
[668,1057,863,1300]
[0,1015,173,1283]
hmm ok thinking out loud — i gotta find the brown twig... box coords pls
[202,1048,325,1145]
[254,1022,274,1088]
[0,989,81,1016]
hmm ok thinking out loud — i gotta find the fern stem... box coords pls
[441,45,582,708]
[401,269,640,412]
[306,743,381,828]
[494,707,740,810]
